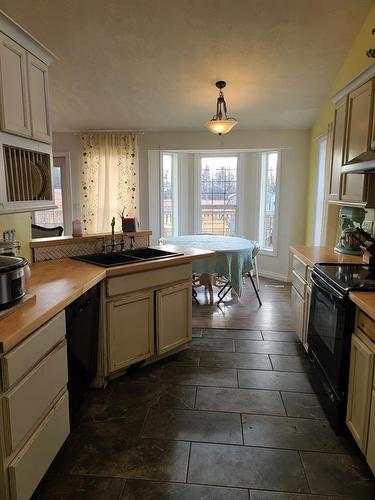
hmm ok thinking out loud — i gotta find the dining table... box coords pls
[163,234,255,299]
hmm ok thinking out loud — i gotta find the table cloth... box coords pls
[163,234,254,295]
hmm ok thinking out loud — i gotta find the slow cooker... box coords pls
[0,255,30,307]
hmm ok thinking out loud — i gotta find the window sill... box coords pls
[259,249,278,257]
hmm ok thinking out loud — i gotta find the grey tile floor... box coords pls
[32,328,375,500]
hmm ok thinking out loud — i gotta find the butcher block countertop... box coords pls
[0,245,214,354]
[291,245,375,321]
[290,245,363,267]
[350,292,375,322]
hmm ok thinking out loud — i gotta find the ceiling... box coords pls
[0,0,373,132]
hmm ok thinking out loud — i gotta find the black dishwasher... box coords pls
[65,284,100,420]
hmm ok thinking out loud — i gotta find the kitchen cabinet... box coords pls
[0,311,69,500]
[340,172,368,204]
[346,332,375,452]
[105,264,192,376]
[0,32,53,143]
[156,281,192,355]
[329,97,347,201]
[107,290,155,373]
[345,80,373,164]
[367,390,375,474]
[0,33,30,137]
[290,254,309,351]
[27,54,51,142]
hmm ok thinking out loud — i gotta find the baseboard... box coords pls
[258,269,290,283]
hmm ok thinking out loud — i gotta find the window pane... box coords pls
[161,154,174,238]
[200,157,238,236]
[260,152,278,251]
[33,165,64,229]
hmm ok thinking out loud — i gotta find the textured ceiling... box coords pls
[0,0,373,131]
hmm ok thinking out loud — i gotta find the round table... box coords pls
[163,235,254,297]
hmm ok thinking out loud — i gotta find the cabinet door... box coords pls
[0,33,30,137]
[107,291,154,374]
[302,285,311,352]
[329,97,347,201]
[366,390,375,475]
[345,80,373,163]
[341,173,367,204]
[156,281,192,355]
[27,54,51,143]
[346,334,375,452]
[291,286,304,345]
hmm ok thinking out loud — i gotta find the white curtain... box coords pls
[80,132,138,233]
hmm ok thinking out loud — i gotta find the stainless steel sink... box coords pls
[71,248,183,267]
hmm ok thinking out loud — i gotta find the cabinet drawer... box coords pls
[8,391,69,500]
[358,310,375,343]
[1,311,66,391]
[2,341,67,456]
[292,270,306,298]
[107,264,191,297]
[292,255,307,281]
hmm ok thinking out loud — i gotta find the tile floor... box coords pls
[33,328,375,500]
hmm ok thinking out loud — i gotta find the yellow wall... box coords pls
[306,2,375,244]
[0,213,32,261]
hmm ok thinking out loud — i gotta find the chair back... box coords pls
[32,224,64,239]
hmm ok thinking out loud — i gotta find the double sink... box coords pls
[72,247,183,267]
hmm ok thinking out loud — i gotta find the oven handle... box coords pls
[310,274,345,301]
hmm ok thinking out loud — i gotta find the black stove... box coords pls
[314,263,375,293]
[307,262,375,434]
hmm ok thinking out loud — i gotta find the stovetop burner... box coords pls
[314,263,375,293]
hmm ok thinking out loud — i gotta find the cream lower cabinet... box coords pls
[105,266,193,376]
[107,291,155,373]
[290,254,310,351]
[156,281,192,355]
[291,285,304,344]
[346,332,375,452]
[367,390,375,474]
[0,311,69,500]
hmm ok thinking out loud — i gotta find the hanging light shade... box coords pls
[205,81,238,135]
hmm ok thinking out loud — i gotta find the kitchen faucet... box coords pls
[99,218,136,252]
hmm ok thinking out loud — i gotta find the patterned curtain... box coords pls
[80,132,138,233]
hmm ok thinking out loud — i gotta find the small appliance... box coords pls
[0,255,30,308]
[335,206,366,255]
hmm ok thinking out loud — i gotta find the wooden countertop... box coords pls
[350,292,375,321]
[0,245,214,354]
[290,245,363,267]
[291,245,375,321]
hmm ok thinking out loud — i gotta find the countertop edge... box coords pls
[0,247,215,354]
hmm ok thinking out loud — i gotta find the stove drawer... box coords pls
[358,311,375,343]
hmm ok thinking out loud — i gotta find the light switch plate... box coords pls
[363,220,374,235]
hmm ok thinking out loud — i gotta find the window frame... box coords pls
[32,152,73,235]
[194,153,240,236]
[258,150,280,257]
[160,151,179,238]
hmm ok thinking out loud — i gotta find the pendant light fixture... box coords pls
[205,81,238,135]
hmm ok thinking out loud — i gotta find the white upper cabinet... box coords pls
[0,10,57,144]
[27,54,51,142]
[0,33,30,137]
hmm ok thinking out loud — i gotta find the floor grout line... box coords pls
[185,441,192,483]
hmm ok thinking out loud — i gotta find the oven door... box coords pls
[308,272,354,398]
